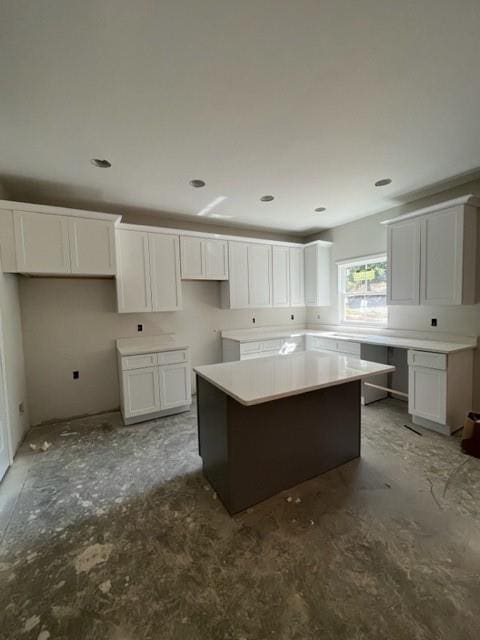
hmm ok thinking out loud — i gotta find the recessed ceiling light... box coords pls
[190,179,206,188]
[260,195,274,202]
[374,178,392,187]
[314,207,326,213]
[90,158,111,168]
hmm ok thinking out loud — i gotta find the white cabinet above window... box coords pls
[180,235,228,280]
[383,195,480,307]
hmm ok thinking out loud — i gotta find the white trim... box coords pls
[381,195,480,225]
[0,200,122,223]
[337,254,388,327]
[118,222,306,248]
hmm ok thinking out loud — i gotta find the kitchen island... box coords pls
[194,351,394,514]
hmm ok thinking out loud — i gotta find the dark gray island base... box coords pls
[196,375,361,514]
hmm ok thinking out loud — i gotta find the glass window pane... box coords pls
[340,256,387,325]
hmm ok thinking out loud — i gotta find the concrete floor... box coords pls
[0,399,479,640]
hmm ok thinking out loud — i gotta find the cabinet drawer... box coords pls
[240,341,262,355]
[261,339,283,352]
[158,350,188,365]
[407,350,447,370]
[122,353,157,370]
[337,341,361,356]
[310,336,337,352]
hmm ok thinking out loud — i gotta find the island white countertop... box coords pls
[194,350,395,406]
[116,335,189,356]
[221,327,476,354]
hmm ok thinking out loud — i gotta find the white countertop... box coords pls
[221,327,476,354]
[194,350,395,406]
[116,335,189,356]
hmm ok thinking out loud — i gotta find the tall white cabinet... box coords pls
[304,241,331,307]
[289,247,305,307]
[116,226,182,313]
[384,195,480,306]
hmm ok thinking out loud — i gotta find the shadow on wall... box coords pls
[0,173,299,241]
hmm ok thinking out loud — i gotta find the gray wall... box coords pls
[20,278,306,425]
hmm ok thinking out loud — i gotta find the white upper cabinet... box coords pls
[384,196,479,307]
[420,207,465,305]
[247,243,272,307]
[116,228,182,313]
[69,217,116,275]
[222,241,272,309]
[116,229,152,313]
[10,206,119,276]
[304,242,331,307]
[204,238,228,279]
[387,219,421,305]
[223,241,249,308]
[14,211,71,274]
[289,247,305,306]
[149,233,182,312]
[272,245,290,307]
[180,236,228,280]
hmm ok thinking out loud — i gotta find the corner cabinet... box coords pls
[180,235,228,280]
[384,196,480,306]
[116,227,182,313]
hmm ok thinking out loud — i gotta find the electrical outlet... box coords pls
[290,314,295,320]
[431,318,437,327]
[316,313,321,320]
[73,370,79,380]
[18,402,24,415]
[137,324,143,332]
[252,317,256,324]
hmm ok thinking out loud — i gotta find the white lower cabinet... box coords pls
[118,347,191,424]
[407,349,473,435]
[123,366,161,418]
[159,363,192,409]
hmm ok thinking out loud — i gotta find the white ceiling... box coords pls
[1,0,480,234]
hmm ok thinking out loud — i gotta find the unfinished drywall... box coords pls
[0,272,29,452]
[19,278,306,425]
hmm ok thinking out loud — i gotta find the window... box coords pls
[338,255,387,325]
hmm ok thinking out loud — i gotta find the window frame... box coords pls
[337,253,388,327]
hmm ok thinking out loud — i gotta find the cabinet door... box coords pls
[420,208,463,305]
[116,229,152,313]
[123,366,161,418]
[289,247,305,306]
[69,218,116,275]
[227,242,249,308]
[304,245,317,306]
[248,243,272,307]
[149,233,182,311]
[204,239,228,279]
[408,366,447,423]
[272,246,290,307]
[387,220,420,305]
[159,363,191,409]
[180,236,204,279]
[14,211,70,273]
